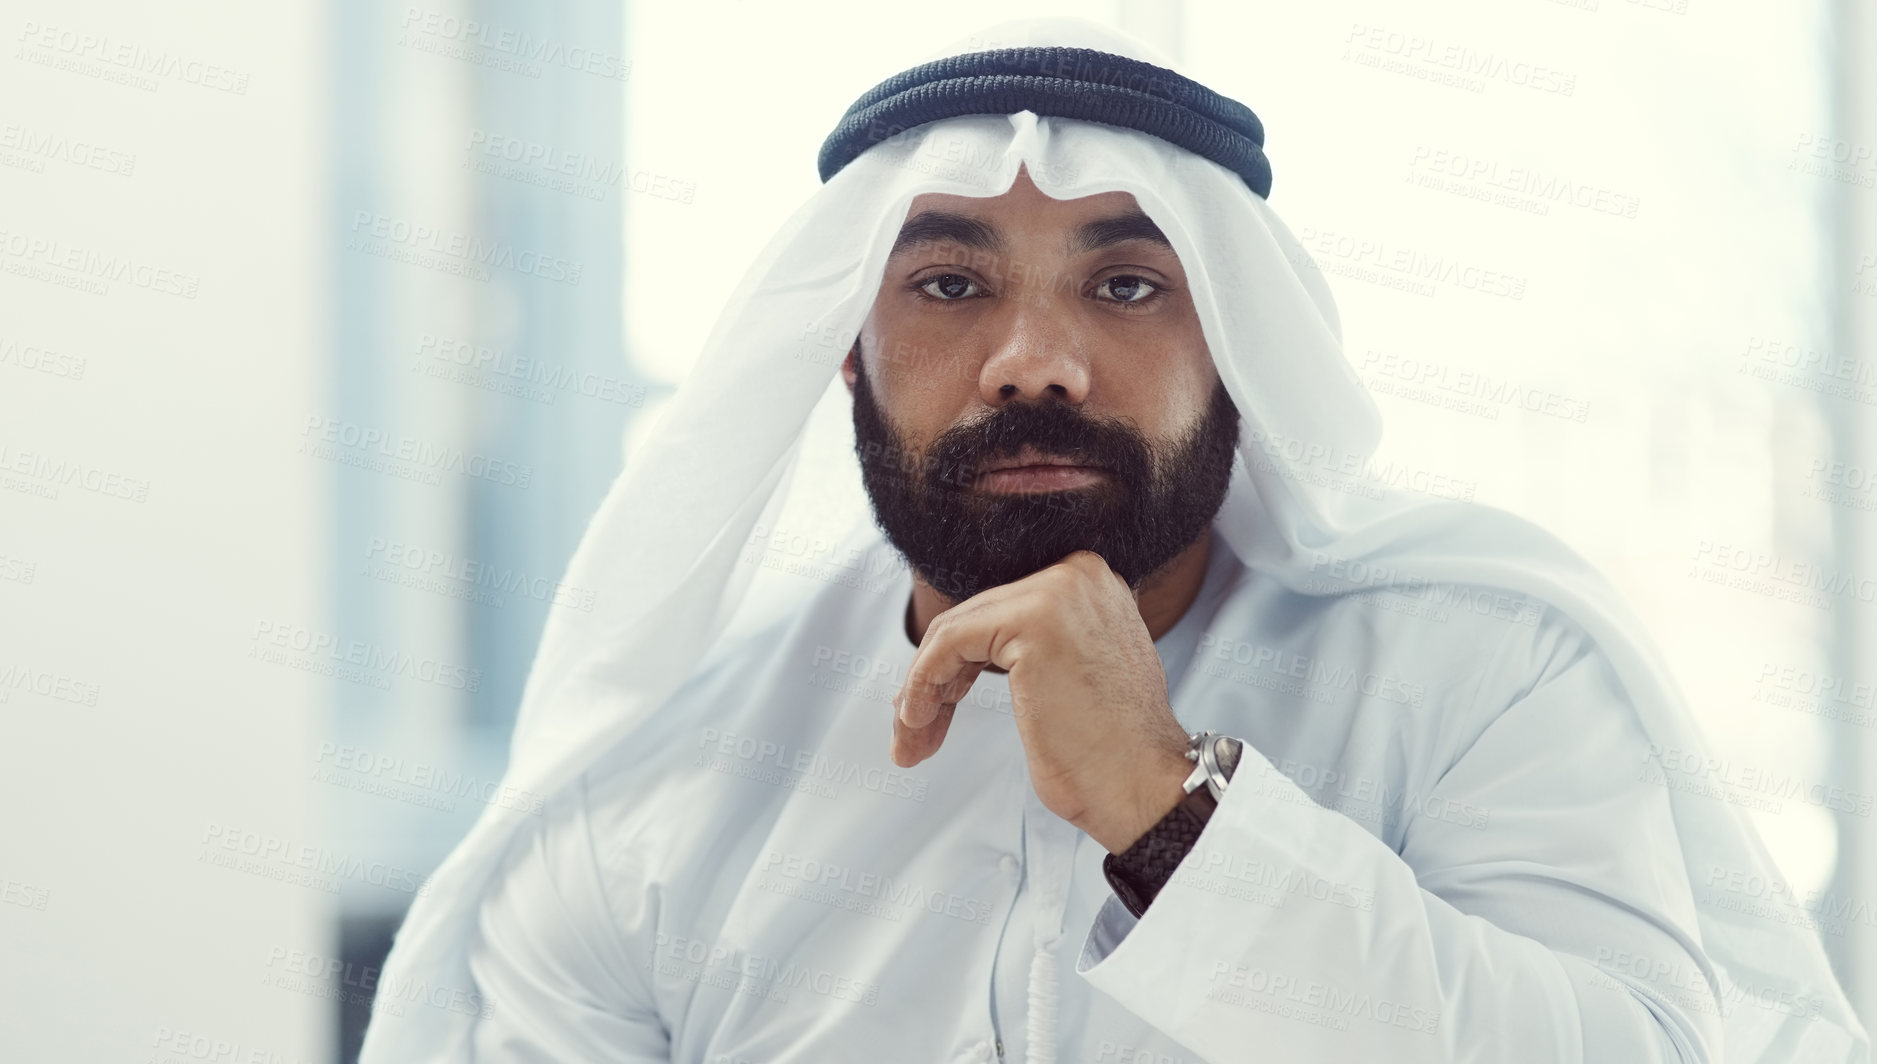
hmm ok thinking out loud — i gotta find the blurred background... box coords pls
[1,0,1873,1059]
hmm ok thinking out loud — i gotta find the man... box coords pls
[359,17,1866,1063]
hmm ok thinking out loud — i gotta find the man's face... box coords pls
[845,166,1241,604]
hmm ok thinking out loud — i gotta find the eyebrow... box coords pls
[889,211,1006,258]
[1067,211,1173,255]
[888,209,1173,259]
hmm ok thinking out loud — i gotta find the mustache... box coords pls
[849,359,1243,602]
[923,399,1154,491]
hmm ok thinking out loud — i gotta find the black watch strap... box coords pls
[1101,786,1218,919]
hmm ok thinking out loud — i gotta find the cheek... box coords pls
[1164,294,1216,381]
[874,366,946,431]
[1167,332,1221,418]
[870,348,978,430]
[869,300,986,388]
[1115,350,1215,434]
[862,363,949,457]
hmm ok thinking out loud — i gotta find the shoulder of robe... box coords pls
[1250,573,1587,695]
[1414,592,1632,779]
[1257,575,1624,749]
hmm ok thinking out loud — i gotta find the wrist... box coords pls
[1085,746,1192,855]
[1100,732,1247,919]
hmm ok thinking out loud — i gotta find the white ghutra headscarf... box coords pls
[360,17,1867,1062]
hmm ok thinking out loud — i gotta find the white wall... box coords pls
[0,4,329,1060]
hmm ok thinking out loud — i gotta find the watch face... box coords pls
[1213,735,1242,783]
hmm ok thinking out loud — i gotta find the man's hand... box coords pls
[891,550,1194,854]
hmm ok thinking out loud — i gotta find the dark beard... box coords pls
[850,350,1241,605]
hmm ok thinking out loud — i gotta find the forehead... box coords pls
[889,180,1171,259]
[905,180,1142,219]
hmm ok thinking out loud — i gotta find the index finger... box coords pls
[891,609,999,766]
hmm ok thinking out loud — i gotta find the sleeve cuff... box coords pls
[1078,893,1139,973]
[1072,743,1314,1025]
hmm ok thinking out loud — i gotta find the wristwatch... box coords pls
[1102,731,1244,919]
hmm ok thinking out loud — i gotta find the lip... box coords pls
[971,447,1107,493]
[975,446,1099,476]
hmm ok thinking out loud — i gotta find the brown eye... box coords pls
[918,274,982,300]
[1097,276,1158,303]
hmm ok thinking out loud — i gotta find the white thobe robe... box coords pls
[464,531,1720,1063]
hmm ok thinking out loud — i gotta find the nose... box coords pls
[976,299,1092,407]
